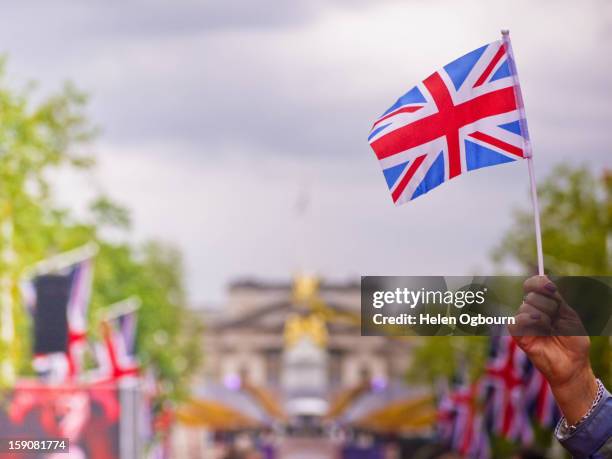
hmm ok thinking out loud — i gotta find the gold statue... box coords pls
[284,314,328,348]
[292,274,320,305]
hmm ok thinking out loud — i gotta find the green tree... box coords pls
[407,165,610,457]
[409,166,611,389]
[0,59,93,385]
[406,336,488,386]
[91,234,204,400]
[493,164,610,276]
[493,164,611,387]
[0,60,203,400]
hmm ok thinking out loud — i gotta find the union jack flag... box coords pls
[27,258,94,381]
[66,258,94,378]
[368,36,530,205]
[436,376,490,459]
[525,368,561,429]
[482,334,534,444]
[482,333,560,441]
[95,310,140,382]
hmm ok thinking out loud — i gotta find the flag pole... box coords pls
[25,241,99,278]
[103,296,141,321]
[526,151,545,276]
[501,29,544,276]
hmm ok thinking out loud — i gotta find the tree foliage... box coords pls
[406,164,610,456]
[0,60,203,400]
[408,166,611,391]
[493,164,610,276]
[493,164,611,386]
[406,335,488,386]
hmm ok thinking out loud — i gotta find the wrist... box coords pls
[551,366,598,426]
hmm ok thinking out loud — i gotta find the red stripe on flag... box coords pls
[102,322,139,380]
[422,72,462,178]
[372,105,423,128]
[468,131,524,157]
[473,45,506,88]
[370,77,517,161]
[67,328,86,378]
[391,154,426,203]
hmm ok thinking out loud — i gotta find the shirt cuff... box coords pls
[555,387,612,458]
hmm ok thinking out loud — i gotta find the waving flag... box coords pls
[96,309,140,382]
[482,334,533,444]
[27,257,94,381]
[66,258,94,377]
[368,38,529,205]
[525,368,560,429]
[437,374,491,459]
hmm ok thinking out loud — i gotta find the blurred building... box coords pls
[173,276,434,458]
[203,277,410,401]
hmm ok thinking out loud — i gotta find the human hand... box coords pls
[509,275,597,425]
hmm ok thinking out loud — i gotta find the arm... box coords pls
[554,383,612,459]
[509,276,612,458]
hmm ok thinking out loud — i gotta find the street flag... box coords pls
[368,36,530,206]
[436,372,491,459]
[482,334,534,444]
[31,274,71,355]
[525,368,561,429]
[28,258,94,381]
[66,258,94,377]
[95,309,140,382]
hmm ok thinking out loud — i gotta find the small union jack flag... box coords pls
[525,368,561,429]
[66,258,94,378]
[437,374,491,459]
[96,310,140,382]
[368,36,530,205]
[26,258,94,381]
[483,334,534,444]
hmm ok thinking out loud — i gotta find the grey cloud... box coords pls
[6,1,314,37]
[4,1,611,165]
[7,0,404,41]
[2,0,611,303]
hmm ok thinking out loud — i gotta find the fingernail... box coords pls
[544,283,556,293]
[530,313,541,320]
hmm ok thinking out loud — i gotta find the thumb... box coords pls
[510,334,536,355]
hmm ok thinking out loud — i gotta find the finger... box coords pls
[507,315,524,336]
[511,303,553,336]
[509,313,540,336]
[523,291,559,318]
[512,313,552,336]
[523,275,563,303]
[517,302,553,328]
[510,334,535,353]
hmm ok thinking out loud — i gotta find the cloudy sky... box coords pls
[1,0,610,305]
